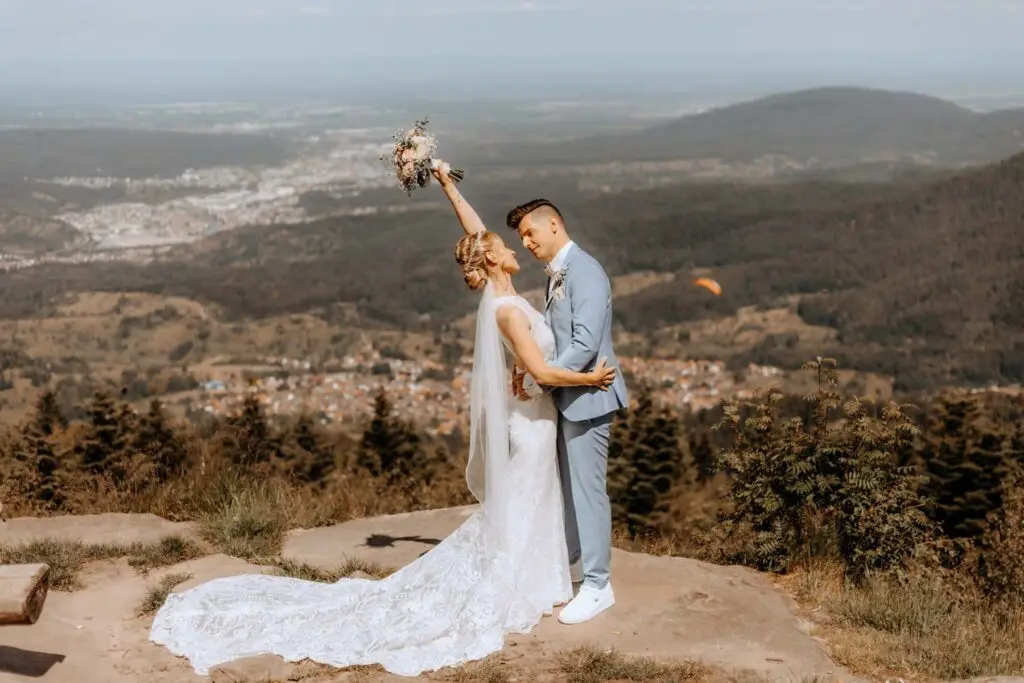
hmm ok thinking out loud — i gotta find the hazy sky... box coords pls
[2,0,1022,96]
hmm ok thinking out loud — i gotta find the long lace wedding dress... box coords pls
[150,288,572,677]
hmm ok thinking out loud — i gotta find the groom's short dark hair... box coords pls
[506,199,563,230]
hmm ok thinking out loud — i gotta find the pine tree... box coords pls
[356,388,432,484]
[31,390,66,436]
[224,393,280,467]
[115,401,139,442]
[688,431,715,483]
[606,408,636,527]
[75,390,131,481]
[283,413,335,485]
[628,403,683,531]
[134,398,187,481]
[17,422,64,510]
[1009,418,1024,466]
[607,387,684,533]
[922,395,1010,538]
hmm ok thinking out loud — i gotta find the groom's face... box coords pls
[517,214,560,263]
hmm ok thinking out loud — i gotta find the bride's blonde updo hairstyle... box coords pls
[454,231,501,291]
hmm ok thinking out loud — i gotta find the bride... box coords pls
[148,165,616,677]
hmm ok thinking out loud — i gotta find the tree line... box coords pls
[4,364,1023,591]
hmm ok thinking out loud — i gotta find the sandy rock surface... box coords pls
[1,508,860,682]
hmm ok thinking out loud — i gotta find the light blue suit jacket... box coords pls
[544,244,629,422]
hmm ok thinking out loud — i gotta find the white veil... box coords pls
[465,284,512,514]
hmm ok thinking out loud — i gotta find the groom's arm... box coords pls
[551,262,610,372]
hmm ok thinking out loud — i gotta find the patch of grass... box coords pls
[0,534,205,591]
[556,646,711,683]
[133,449,440,531]
[787,563,1024,681]
[138,572,193,616]
[442,657,513,683]
[287,661,380,681]
[125,535,207,572]
[272,557,395,582]
[196,478,288,559]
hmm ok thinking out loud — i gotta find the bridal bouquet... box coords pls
[384,118,464,195]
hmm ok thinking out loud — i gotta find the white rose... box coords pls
[407,134,432,161]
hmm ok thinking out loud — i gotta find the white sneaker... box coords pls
[569,560,584,584]
[558,583,614,625]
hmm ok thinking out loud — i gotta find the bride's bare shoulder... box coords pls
[494,301,532,331]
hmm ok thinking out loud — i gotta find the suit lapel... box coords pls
[545,245,578,313]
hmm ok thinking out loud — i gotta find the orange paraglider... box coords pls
[693,277,722,296]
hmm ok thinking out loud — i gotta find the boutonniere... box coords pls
[546,266,568,302]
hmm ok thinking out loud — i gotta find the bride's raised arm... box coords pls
[433,165,486,236]
[496,304,615,389]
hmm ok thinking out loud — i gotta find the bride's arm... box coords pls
[496,304,614,389]
[434,166,485,236]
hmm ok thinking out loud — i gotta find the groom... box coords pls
[507,199,629,625]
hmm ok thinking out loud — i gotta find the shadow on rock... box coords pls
[364,533,441,549]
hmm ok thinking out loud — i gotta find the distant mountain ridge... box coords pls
[476,86,1024,169]
[609,150,1024,388]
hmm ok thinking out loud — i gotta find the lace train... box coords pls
[150,396,570,677]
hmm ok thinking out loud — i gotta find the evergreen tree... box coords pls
[134,398,187,481]
[607,387,684,533]
[224,393,280,467]
[1009,418,1024,466]
[922,395,1010,538]
[606,408,636,526]
[115,400,139,441]
[283,412,335,485]
[31,390,66,436]
[17,422,64,510]
[75,390,131,481]
[628,403,683,531]
[356,388,432,484]
[688,431,715,483]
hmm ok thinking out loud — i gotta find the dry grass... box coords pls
[103,451,435,560]
[194,476,291,559]
[272,557,395,582]
[440,657,514,683]
[269,647,737,683]
[432,646,793,683]
[555,646,712,682]
[0,534,204,590]
[138,572,193,616]
[79,445,471,545]
[783,560,1024,682]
